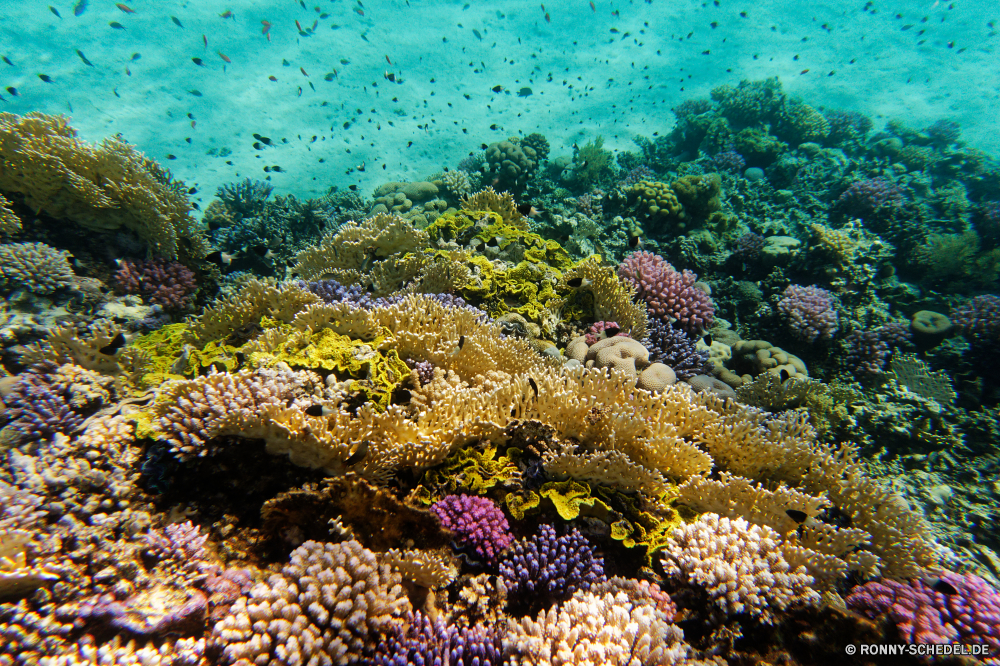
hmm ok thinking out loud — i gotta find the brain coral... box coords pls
[212,539,411,665]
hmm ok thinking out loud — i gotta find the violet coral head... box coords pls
[431,494,513,563]
[836,177,903,218]
[368,611,502,666]
[778,284,839,343]
[846,572,1000,652]
[952,295,1000,345]
[499,524,606,607]
[618,250,714,336]
[114,258,197,310]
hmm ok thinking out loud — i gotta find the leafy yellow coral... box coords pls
[505,490,541,521]
[417,443,522,498]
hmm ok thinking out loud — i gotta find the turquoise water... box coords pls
[1,1,999,664]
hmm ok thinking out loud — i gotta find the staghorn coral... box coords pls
[777,285,839,343]
[0,112,202,259]
[369,611,502,666]
[187,277,320,344]
[952,294,1000,352]
[660,513,821,623]
[642,320,710,381]
[0,242,75,295]
[618,251,714,336]
[212,539,411,666]
[460,187,530,230]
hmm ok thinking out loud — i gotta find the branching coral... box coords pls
[0,242,74,295]
[0,112,203,259]
[499,524,606,608]
[431,494,513,563]
[618,251,714,335]
[777,285,839,342]
[114,258,197,310]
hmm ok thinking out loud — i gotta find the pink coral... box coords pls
[778,284,839,343]
[431,494,513,563]
[114,258,197,310]
[584,321,629,346]
[618,251,714,336]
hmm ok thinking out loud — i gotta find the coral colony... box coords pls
[2,72,1000,666]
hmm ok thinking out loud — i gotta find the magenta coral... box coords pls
[584,321,629,346]
[778,284,839,343]
[431,494,513,563]
[618,251,714,336]
[114,258,197,310]
[846,572,1000,657]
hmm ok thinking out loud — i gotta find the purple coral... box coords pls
[952,295,1000,348]
[621,165,656,187]
[733,231,765,263]
[406,358,436,386]
[844,329,889,376]
[823,109,873,143]
[368,611,502,666]
[846,572,1000,655]
[114,258,197,310]
[836,177,904,219]
[584,321,629,346]
[619,251,715,336]
[974,201,1000,248]
[777,285,839,343]
[499,524,606,607]
[431,494,513,563]
[0,362,98,442]
[642,319,710,380]
[299,278,374,308]
[711,149,746,175]
[63,587,209,636]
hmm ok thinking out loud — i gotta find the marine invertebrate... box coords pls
[370,611,502,666]
[843,329,889,376]
[215,178,273,218]
[711,149,746,175]
[499,524,605,608]
[441,169,472,199]
[642,319,710,381]
[777,285,839,343]
[618,251,714,335]
[710,78,782,126]
[558,256,649,339]
[484,138,541,190]
[660,512,821,623]
[823,109,873,144]
[835,177,903,219]
[0,112,202,259]
[114,258,197,309]
[0,242,74,295]
[846,572,1000,652]
[626,180,685,232]
[431,494,513,563]
[0,193,21,236]
[504,585,689,666]
[213,539,411,665]
[299,277,373,308]
[951,294,1000,349]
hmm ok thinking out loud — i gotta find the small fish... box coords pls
[612,9,619,16]
[354,7,364,16]
[300,66,308,76]
[785,509,809,524]
[38,74,53,83]
[628,235,641,247]
[2,57,13,66]
[702,333,713,346]
[50,6,62,18]
[5,87,17,96]
[218,51,231,63]
[171,16,183,28]
[472,28,482,40]
[295,19,303,31]
[219,10,234,19]
[391,388,412,405]
[73,0,88,17]
[261,20,271,35]
[268,75,277,81]
[385,55,392,65]
[450,335,466,356]
[799,69,810,74]
[778,368,791,382]
[192,57,204,66]
[604,324,620,337]
[544,12,550,22]
[304,404,335,417]
[250,244,276,260]
[109,21,125,30]
[566,277,584,288]
[527,377,538,398]
[491,84,504,92]
[343,439,368,467]
[590,1,595,11]
[116,3,135,14]
[76,50,93,66]
[203,34,208,48]
[204,250,234,267]
[98,332,127,355]
[188,89,202,96]
[131,53,141,61]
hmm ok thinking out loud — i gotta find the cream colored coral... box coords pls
[505,588,690,666]
[213,540,410,666]
[543,448,672,496]
[0,113,201,258]
[558,257,649,340]
[0,242,74,294]
[460,186,529,230]
[660,513,821,623]
[188,278,320,344]
[291,301,380,341]
[382,547,458,589]
[291,212,429,282]
[0,529,59,600]
[0,194,22,236]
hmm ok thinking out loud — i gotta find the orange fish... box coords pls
[354,7,364,15]
[800,69,810,74]
[218,51,231,63]
[295,19,303,31]
[116,3,134,13]
[385,55,392,65]
[268,75,277,81]
[545,12,550,22]
[590,1,595,11]
[300,66,309,76]
[219,10,234,19]
[261,20,271,35]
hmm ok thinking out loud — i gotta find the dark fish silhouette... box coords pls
[785,509,809,524]
[38,74,53,83]
[109,22,126,30]
[171,16,183,28]
[99,332,127,355]
[76,50,94,67]
[73,0,88,16]
[49,6,62,18]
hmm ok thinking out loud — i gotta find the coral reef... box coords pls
[0,242,75,295]
[114,258,197,310]
[777,285,839,343]
[499,524,606,609]
[618,251,714,335]
[431,494,513,563]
